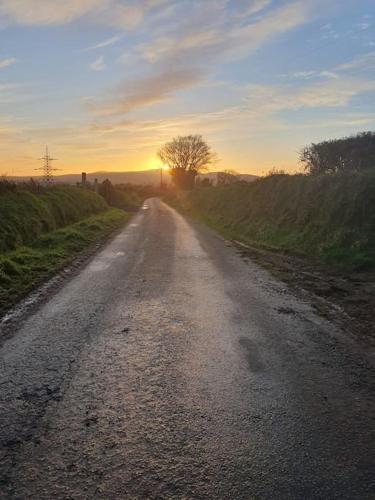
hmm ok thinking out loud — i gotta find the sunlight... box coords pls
[146,156,163,170]
[0,1,373,497]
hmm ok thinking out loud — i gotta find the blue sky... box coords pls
[0,0,374,175]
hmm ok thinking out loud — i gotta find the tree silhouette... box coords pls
[158,135,214,189]
[300,131,375,175]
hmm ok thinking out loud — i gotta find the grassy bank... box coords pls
[169,173,375,270]
[0,208,128,313]
[0,185,108,253]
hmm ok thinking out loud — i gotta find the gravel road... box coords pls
[0,198,374,499]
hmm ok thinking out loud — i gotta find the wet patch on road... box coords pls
[239,337,265,373]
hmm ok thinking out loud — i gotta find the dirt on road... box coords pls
[232,241,375,347]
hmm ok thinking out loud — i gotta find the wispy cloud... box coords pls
[285,50,375,82]
[89,55,106,71]
[88,57,375,157]
[90,67,207,116]
[91,1,317,117]
[291,71,316,79]
[137,1,314,67]
[357,22,371,30]
[0,0,106,25]
[82,35,122,51]
[319,70,339,79]
[0,57,16,69]
[336,51,375,72]
[232,0,272,19]
[0,0,173,28]
[288,69,339,80]
[243,76,375,114]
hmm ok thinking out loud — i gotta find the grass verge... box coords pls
[0,208,129,314]
[0,185,109,253]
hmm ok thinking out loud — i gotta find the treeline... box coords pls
[300,131,375,175]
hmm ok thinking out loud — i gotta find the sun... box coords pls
[146,156,164,170]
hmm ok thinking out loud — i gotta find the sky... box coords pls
[0,0,374,176]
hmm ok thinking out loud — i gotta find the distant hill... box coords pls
[9,169,258,186]
[9,169,163,186]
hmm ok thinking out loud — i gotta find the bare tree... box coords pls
[158,135,215,189]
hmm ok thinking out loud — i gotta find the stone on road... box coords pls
[0,199,374,499]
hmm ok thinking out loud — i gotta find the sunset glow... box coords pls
[0,0,374,176]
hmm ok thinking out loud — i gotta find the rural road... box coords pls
[0,198,374,499]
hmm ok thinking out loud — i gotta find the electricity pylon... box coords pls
[36,146,59,184]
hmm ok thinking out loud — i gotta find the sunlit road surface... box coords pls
[0,198,374,499]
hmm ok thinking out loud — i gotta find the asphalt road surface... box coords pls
[0,198,374,499]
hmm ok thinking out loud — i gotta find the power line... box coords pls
[35,146,60,185]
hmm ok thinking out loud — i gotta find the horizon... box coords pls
[0,0,374,176]
[7,167,259,181]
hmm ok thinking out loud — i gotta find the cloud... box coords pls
[228,1,314,58]
[0,0,174,28]
[0,0,107,25]
[289,69,339,80]
[89,55,106,71]
[82,35,122,51]
[285,51,375,82]
[91,70,375,151]
[91,107,242,135]
[93,0,176,29]
[135,1,316,69]
[357,22,371,30]
[291,71,316,79]
[336,52,375,72]
[294,78,375,108]
[97,0,316,117]
[0,57,16,69]
[232,0,272,18]
[320,22,339,40]
[90,66,207,116]
[319,70,339,79]
[243,76,375,114]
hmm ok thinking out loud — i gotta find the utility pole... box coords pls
[36,146,59,185]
